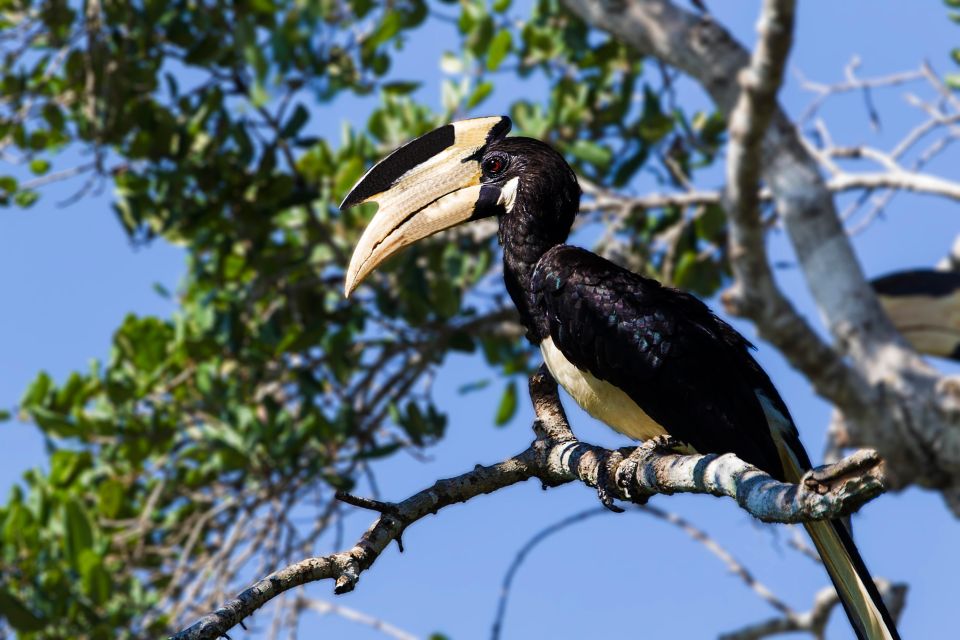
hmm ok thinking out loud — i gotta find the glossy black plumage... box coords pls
[531,244,802,479]
[481,135,898,640]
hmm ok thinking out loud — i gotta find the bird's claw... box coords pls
[642,434,690,455]
[595,450,625,513]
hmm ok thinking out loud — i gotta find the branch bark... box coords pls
[719,0,873,419]
[170,368,886,640]
[581,170,960,216]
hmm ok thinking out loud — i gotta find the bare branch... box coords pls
[171,369,886,640]
[714,0,877,419]
[296,597,418,640]
[639,504,794,616]
[720,579,908,640]
[490,507,608,640]
[581,169,960,219]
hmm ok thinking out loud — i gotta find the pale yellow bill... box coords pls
[342,116,509,297]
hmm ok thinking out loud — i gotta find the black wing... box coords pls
[532,245,808,480]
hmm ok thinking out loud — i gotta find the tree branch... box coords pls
[720,579,908,640]
[170,368,886,640]
[581,170,960,216]
[719,0,870,416]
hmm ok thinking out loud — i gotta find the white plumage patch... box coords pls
[540,337,669,441]
[498,176,520,213]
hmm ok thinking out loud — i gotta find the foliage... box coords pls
[947,0,960,89]
[0,0,730,636]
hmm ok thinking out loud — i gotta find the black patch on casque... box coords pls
[341,124,455,209]
[486,116,512,143]
[461,116,513,165]
[871,269,960,298]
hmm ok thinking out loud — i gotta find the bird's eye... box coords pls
[482,154,507,176]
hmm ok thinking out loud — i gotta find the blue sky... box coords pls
[2,2,959,639]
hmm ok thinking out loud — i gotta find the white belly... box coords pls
[540,337,668,441]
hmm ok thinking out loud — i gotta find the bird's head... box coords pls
[341,116,580,297]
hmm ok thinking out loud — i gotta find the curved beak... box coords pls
[340,116,512,297]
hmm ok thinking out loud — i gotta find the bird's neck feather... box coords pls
[499,202,566,342]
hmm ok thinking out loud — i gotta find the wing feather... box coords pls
[532,245,793,479]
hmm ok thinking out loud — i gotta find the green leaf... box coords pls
[63,498,95,569]
[467,81,494,108]
[673,250,721,296]
[568,140,612,168]
[20,371,52,407]
[639,85,675,142]
[97,479,125,519]
[694,203,726,240]
[0,409,10,422]
[50,450,93,487]
[494,380,517,426]
[0,589,45,632]
[29,158,50,175]
[365,10,402,50]
[357,442,403,460]
[487,30,512,71]
[280,104,310,139]
[382,81,421,95]
[946,74,960,90]
[14,190,39,208]
[79,549,111,605]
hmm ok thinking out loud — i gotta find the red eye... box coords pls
[483,156,505,175]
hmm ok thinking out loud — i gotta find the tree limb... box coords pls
[720,579,908,640]
[718,0,871,416]
[581,170,960,216]
[170,368,886,640]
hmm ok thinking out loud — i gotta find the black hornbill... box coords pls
[341,117,900,640]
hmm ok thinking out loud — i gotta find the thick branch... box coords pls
[170,369,886,640]
[719,0,868,416]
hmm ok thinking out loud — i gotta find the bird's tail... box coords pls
[775,435,900,640]
[803,519,899,640]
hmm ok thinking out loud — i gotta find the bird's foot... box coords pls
[595,450,625,513]
[641,434,692,455]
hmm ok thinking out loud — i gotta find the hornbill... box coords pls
[341,117,900,640]
[871,269,960,362]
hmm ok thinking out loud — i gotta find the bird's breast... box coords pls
[539,337,668,441]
